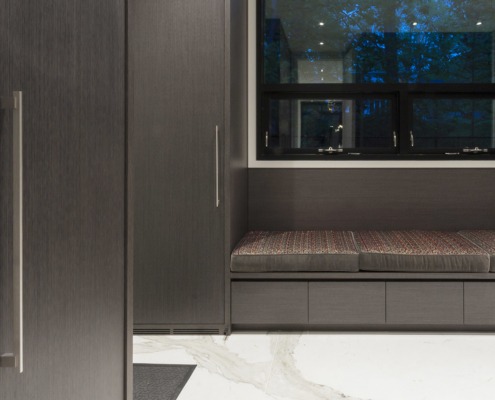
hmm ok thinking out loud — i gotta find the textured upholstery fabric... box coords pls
[459,230,495,272]
[354,230,490,272]
[231,231,359,272]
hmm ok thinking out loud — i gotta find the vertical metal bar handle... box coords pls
[0,91,23,373]
[215,125,220,208]
[410,131,414,147]
[393,131,397,148]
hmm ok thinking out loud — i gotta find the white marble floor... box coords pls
[134,333,495,400]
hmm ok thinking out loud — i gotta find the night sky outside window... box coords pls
[258,0,495,160]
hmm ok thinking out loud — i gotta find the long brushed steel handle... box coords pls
[0,91,23,373]
[410,131,414,147]
[215,125,220,208]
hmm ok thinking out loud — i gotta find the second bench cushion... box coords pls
[354,230,490,272]
[459,230,495,272]
[231,230,359,272]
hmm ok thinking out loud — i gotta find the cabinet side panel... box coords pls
[0,0,15,397]
[133,0,225,324]
[228,0,249,250]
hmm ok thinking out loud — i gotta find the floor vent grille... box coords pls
[134,328,222,335]
[172,329,221,335]
[134,328,171,335]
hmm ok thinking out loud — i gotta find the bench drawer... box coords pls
[386,282,463,325]
[465,282,495,325]
[309,282,385,324]
[231,282,308,324]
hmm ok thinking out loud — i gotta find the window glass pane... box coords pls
[263,0,495,84]
[266,98,394,151]
[412,98,495,149]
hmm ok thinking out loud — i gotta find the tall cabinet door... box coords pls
[0,0,129,399]
[132,0,226,328]
[0,0,14,398]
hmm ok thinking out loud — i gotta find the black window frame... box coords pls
[257,0,495,161]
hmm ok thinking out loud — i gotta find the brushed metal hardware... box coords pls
[410,131,414,147]
[462,147,488,154]
[393,131,397,148]
[318,146,344,154]
[265,131,269,147]
[445,152,460,155]
[0,91,23,373]
[215,125,220,208]
[348,153,361,155]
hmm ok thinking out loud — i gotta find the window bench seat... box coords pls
[229,230,495,331]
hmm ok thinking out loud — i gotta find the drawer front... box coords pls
[386,282,463,325]
[309,282,385,324]
[464,282,495,325]
[231,282,308,324]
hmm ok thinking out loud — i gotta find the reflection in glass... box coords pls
[267,98,393,151]
[412,98,495,149]
[263,0,494,84]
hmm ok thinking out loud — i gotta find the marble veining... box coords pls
[134,333,495,400]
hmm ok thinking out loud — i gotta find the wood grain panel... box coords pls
[249,169,495,230]
[231,281,308,324]
[1,0,127,398]
[464,282,495,325]
[132,0,225,324]
[386,282,464,325]
[228,0,248,251]
[0,0,14,396]
[224,0,249,329]
[309,282,385,324]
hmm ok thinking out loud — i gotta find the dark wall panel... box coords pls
[228,0,248,251]
[249,169,495,231]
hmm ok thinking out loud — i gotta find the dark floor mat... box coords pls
[133,364,196,400]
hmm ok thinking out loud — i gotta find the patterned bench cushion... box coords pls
[459,230,495,272]
[231,231,359,272]
[354,230,490,272]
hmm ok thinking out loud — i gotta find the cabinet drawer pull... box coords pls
[0,91,23,373]
[215,125,220,208]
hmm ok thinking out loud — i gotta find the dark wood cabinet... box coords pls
[309,282,386,325]
[132,0,234,331]
[231,282,308,325]
[464,282,495,325]
[386,282,464,325]
[0,0,129,398]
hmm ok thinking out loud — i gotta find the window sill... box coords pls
[249,157,495,169]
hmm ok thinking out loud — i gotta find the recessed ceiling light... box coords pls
[319,22,325,26]
[321,69,324,72]
[319,42,324,45]
[476,21,482,26]
[412,22,418,26]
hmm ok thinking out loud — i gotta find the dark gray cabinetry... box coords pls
[231,282,308,325]
[0,1,129,399]
[232,279,495,329]
[464,283,495,325]
[309,282,386,325]
[132,0,235,331]
[386,282,464,325]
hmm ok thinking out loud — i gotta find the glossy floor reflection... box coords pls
[134,333,495,400]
